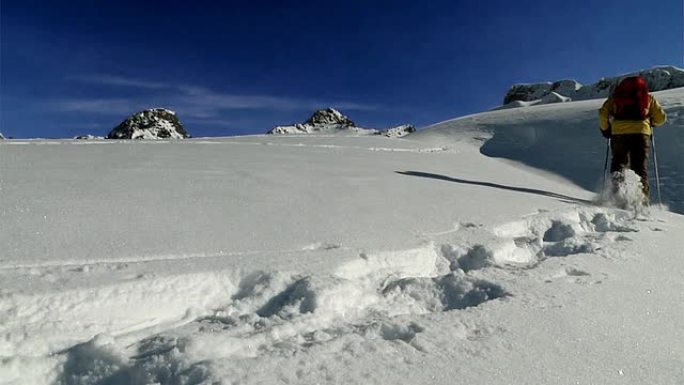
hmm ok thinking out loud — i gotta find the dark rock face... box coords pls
[503,66,684,107]
[107,108,189,139]
[304,108,356,127]
[503,84,552,105]
[74,135,104,140]
[0,132,4,140]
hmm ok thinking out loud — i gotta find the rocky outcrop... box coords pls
[494,92,572,111]
[0,132,4,140]
[380,124,416,138]
[503,80,581,105]
[107,108,189,139]
[305,108,356,127]
[269,108,372,135]
[540,92,571,104]
[503,66,684,108]
[269,108,416,137]
[74,135,104,140]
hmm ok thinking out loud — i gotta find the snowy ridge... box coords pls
[269,123,378,135]
[503,65,684,107]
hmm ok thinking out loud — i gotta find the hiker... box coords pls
[599,75,667,202]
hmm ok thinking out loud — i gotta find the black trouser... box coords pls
[610,134,650,199]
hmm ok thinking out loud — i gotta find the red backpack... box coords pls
[612,76,650,120]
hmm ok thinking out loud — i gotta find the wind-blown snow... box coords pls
[1,89,683,385]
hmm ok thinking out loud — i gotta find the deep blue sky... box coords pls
[1,0,682,138]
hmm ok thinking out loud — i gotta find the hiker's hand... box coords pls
[601,128,611,139]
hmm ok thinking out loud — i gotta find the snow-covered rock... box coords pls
[380,124,416,138]
[74,134,104,140]
[269,123,313,135]
[269,108,415,137]
[539,91,571,104]
[503,83,552,104]
[269,123,379,135]
[0,132,4,140]
[494,92,571,111]
[269,108,375,135]
[550,79,582,95]
[503,65,684,107]
[305,107,356,127]
[107,108,189,139]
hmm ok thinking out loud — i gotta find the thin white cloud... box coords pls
[59,74,379,117]
[70,74,170,89]
[55,98,137,115]
[173,86,379,116]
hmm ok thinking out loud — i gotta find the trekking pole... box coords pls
[602,138,610,198]
[650,133,663,206]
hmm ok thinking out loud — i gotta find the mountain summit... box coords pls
[107,108,189,139]
[305,108,356,127]
[268,108,372,135]
[268,108,414,137]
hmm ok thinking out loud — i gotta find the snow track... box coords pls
[2,205,660,385]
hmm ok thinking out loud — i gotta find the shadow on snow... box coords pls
[395,171,593,205]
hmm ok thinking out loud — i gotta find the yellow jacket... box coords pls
[599,96,667,136]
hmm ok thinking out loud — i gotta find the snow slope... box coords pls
[414,88,684,214]
[1,89,683,385]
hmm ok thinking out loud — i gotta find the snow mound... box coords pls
[107,108,189,140]
[503,65,684,106]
